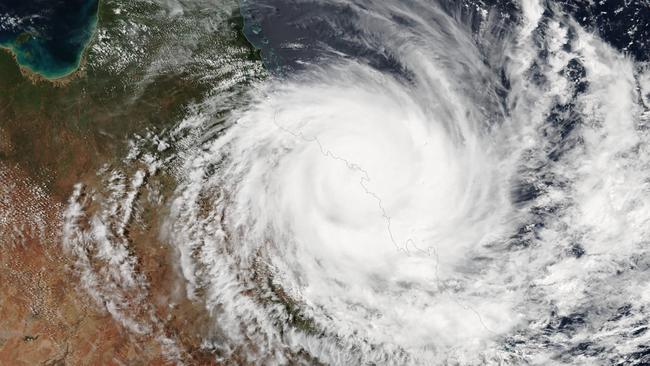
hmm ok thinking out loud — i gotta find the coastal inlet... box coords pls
[0,0,99,79]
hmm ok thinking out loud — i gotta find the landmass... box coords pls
[0,0,264,364]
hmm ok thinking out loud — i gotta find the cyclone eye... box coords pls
[53,0,650,364]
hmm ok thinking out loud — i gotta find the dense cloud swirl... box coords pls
[64,0,650,364]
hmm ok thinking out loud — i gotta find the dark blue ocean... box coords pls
[240,0,650,73]
[0,0,98,79]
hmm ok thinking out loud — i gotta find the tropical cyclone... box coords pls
[164,0,650,364]
[4,0,650,364]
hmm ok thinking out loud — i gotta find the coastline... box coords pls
[0,0,101,84]
[0,46,82,86]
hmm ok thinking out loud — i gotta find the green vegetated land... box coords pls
[0,0,262,199]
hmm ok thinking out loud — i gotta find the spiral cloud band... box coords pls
[59,0,650,364]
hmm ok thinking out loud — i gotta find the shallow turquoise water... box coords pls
[0,0,99,79]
